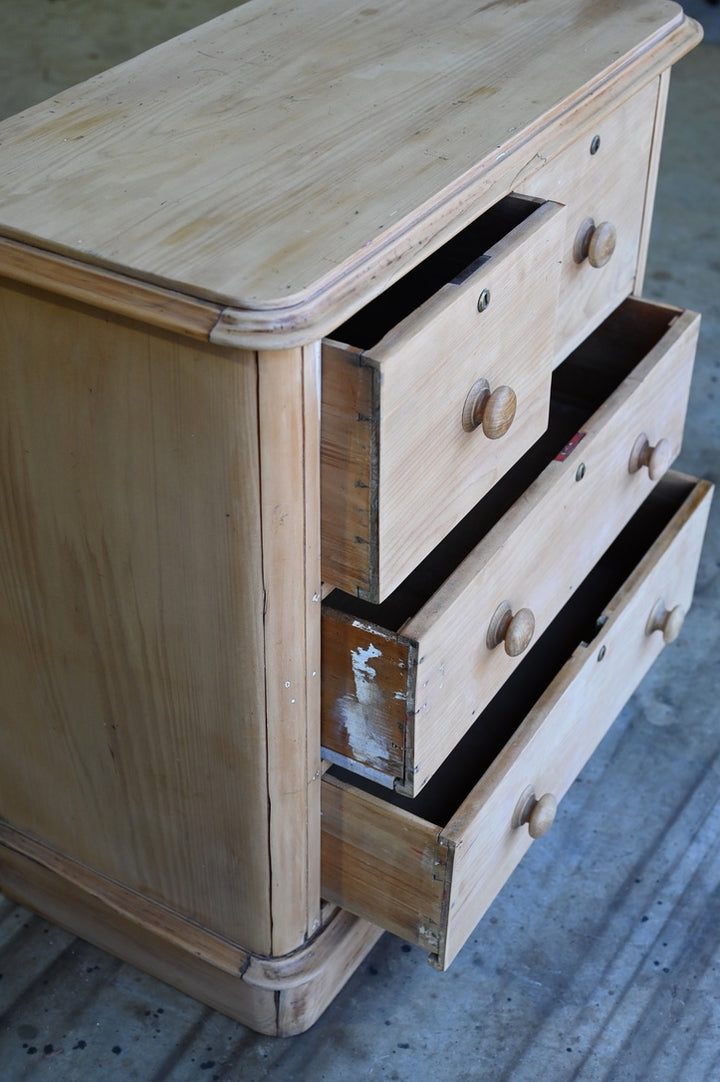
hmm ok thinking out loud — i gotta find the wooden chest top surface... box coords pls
[0,0,696,320]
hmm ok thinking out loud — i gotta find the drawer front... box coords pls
[322,474,713,970]
[321,196,565,602]
[520,78,662,364]
[321,299,700,793]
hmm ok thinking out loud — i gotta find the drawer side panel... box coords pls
[321,611,415,784]
[321,774,448,953]
[321,343,377,596]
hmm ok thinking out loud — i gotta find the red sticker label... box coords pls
[555,431,586,461]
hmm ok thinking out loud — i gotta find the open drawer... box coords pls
[321,473,713,970]
[322,297,700,794]
[321,194,565,602]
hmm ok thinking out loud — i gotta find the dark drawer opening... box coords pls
[329,194,540,350]
[325,296,683,631]
[328,471,696,825]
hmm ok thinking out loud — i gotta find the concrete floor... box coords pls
[0,2,719,1079]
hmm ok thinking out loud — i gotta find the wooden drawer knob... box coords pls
[628,433,672,481]
[462,379,517,439]
[573,217,617,268]
[486,600,535,657]
[512,786,557,839]
[646,599,685,643]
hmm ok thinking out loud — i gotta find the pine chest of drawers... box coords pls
[0,0,711,1037]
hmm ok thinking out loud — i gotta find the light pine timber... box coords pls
[0,1,701,347]
[321,199,564,601]
[0,0,708,1037]
[320,71,666,601]
[0,236,223,341]
[439,473,713,966]
[0,823,383,1037]
[635,69,672,295]
[321,476,713,969]
[0,281,319,956]
[257,343,323,953]
[515,78,662,364]
[320,340,376,599]
[321,300,699,793]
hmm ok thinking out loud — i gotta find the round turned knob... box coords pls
[462,379,517,439]
[486,600,535,657]
[628,433,673,481]
[512,786,558,839]
[646,599,685,643]
[573,217,617,268]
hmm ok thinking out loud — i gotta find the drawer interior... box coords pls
[331,194,541,350]
[327,470,698,826]
[325,295,683,632]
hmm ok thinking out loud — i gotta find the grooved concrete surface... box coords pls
[1,3,719,1079]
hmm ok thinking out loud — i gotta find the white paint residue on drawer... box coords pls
[334,642,392,772]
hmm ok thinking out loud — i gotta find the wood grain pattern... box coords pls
[302,342,324,947]
[517,78,661,363]
[322,199,564,600]
[320,342,376,598]
[321,611,415,785]
[0,823,383,1037]
[0,236,223,340]
[0,281,274,954]
[0,1,699,340]
[257,345,323,953]
[322,475,713,969]
[0,0,707,1038]
[409,302,699,783]
[635,69,671,295]
[439,474,713,967]
[321,779,448,956]
[322,299,700,793]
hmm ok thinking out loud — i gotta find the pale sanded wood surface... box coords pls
[0,236,224,340]
[321,475,713,968]
[0,0,698,327]
[321,299,699,792]
[634,70,672,295]
[322,198,563,601]
[0,281,272,951]
[0,0,710,1041]
[438,473,713,966]
[0,823,383,1036]
[256,344,323,953]
[0,282,324,957]
[408,301,698,783]
[320,341,376,599]
[518,79,662,362]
